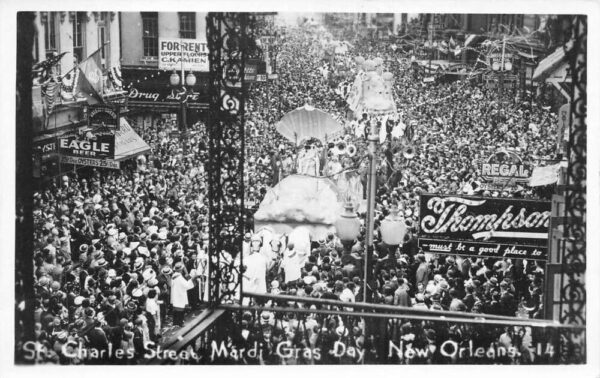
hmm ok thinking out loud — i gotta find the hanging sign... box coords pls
[158,38,209,72]
[245,60,259,82]
[418,194,550,260]
[88,105,119,129]
[480,150,531,183]
[59,132,115,159]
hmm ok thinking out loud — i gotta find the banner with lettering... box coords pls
[418,194,550,260]
[60,155,120,170]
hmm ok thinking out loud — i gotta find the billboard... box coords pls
[417,194,551,260]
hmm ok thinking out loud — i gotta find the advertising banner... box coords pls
[158,38,209,72]
[59,132,115,159]
[60,155,120,169]
[418,194,551,260]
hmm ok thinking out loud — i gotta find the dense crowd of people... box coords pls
[243,23,555,317]
[26,19,562,365]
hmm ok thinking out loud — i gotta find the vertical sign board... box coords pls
[418,194,551,260]
[557,103,570,152]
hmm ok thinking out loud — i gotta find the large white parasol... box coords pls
[275,105,343,146]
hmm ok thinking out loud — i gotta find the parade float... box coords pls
[254,105,365,240]
[253,174,345,239]
[346,57,398,118]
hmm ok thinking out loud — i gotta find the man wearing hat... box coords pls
[242,232,253,258]
[170,262,197,327]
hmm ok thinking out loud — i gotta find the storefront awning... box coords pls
[113,118,151,161]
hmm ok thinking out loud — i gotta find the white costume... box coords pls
[298,148,320,176]
[170,273,195,309]
[280,248,302,283]
[243,251,268,294]
[196,249,209,302]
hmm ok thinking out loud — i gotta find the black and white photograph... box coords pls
[2,0,599,375]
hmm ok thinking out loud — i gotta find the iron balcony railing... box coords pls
[153,292,585,365]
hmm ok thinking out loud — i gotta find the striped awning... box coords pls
[532,42,572,81]
[113,118,151,161]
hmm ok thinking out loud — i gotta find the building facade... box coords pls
[119,12,211,129]
[34,12,121,74]
[31,11,124,182]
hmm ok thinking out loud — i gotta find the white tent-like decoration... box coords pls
[275,105,344,146]
[254,174,344,240]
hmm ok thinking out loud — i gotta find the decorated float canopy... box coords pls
[276,104,344,145]
[254,174,344,240]
[346,56,398,118]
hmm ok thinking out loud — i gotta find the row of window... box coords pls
[39,12,197,66]
[40,12,110,68]
[142,12,196,57]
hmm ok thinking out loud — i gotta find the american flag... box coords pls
[41,78,61,115]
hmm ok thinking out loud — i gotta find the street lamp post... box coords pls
[363,118,379,303]
[170,36,197,153]
[335,201,361,254]
[170,70,196,151]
